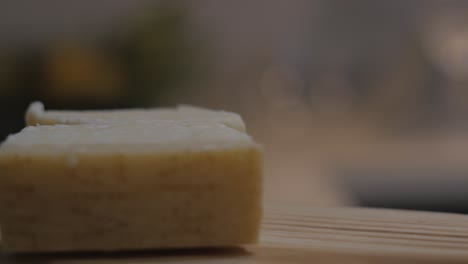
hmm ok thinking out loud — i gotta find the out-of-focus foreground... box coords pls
[1,0,468,212]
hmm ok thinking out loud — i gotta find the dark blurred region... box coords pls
[2,0,468,213]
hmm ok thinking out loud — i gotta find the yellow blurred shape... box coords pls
[44,43,125,103]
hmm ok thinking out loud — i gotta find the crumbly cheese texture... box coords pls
[0,120,261,252]
[25,102,246,132]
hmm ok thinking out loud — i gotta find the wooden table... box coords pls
[3,203,468,264]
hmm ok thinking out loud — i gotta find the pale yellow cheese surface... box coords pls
[25,102,246,132]
[0,110,261,252]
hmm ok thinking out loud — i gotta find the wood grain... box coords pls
[2,203,468,263]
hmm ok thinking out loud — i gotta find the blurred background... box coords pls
[1,0,468,213]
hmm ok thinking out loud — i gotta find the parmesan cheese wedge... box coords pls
[0,118,261,252]
[25,101,246,132]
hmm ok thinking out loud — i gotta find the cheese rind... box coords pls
[0,122,261,252]
[25,102,246,132]
[1,122,253,154]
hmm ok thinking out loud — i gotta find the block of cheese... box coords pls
[25,102,246,132]
[0,122,262,252]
